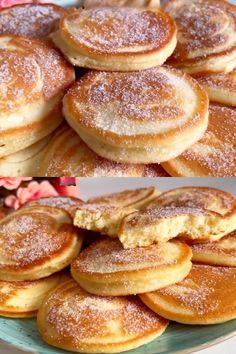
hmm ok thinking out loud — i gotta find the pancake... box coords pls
[63,67,209,164]
[162,104,236,176]
[119,207,236,248]
[0,35,75,158]
[146,186,236,216]
[0,206,83,281]
[0,207,8,221]
[165,0,236,74]
[191,230,236,267]
[143,164,170,177]
[51,7,177,71]
[88,186,160,209]
[39,125,146,177]
[84,0,160,8]
[71,238,192,296]
[74,204,136,238]
[139,264,236,324]
[37,278,168,353]
[194,69,236,106]
[0,272,65,318]
[0,134,52,177]
[0,4,66,38]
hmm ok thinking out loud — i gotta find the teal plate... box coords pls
[0,317,236,354]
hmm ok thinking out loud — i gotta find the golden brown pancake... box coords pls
[0,4,66,38]
[140,264,236,324]
[143,164,170,177]
[0,206,83,281]
[37,278,168,353]
[0,35,75,158]
[63,67,209,164]
[162,104,236,176]
[191,230,236,267]
[39,125,146,177]
[0,272,65,318]
[84,0,160,8]
[51,7,177,71]
[71,238,192,296]
[165,0,236,74]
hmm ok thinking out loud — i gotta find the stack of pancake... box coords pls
[0,0,235,176]
[1,186,236,353]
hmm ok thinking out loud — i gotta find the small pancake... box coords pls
[0,4,66,38]
[119,207,236,248]
[143,164,170,177]
[146,186,236,216]
[165,0,236,74]
[84,0,160,8]
[0,272,66,318]
[139,264,236,324]
[71,238,192,296]
[0,35,75,158]
[0,206,83,281]
[37,278,168,353]
[39,125,146,177]
[63,67,209,164]
[51,7,177,71]
[88,186,160,209]
[162,104,236,176]
[191,230,236,267]
[74,204,136,238]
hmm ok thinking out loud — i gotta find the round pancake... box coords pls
[194,69,236,106]
[0,206,83,281]
[146,186,236,216]
[84,0,160,8]
[139,264,236,324]
[71,238,192,296]
[63,67,209,164]
[162,104,236,176]
[191,230,236,267]
[0,4,66,38]
[0,35,75,158]
[37,278,168,353]
[0,272,65,318]
[39,125,146,177]
[143,164,170,177]
[0,134,52,177]
[51,7,177,71]
[165,0,236,74]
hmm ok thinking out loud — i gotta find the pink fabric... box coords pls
[0,0,50,8]
[0,177,32,190]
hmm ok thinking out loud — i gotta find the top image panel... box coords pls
[0,0,235,177]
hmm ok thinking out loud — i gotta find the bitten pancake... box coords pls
[119,207,236,248]
[146,186,236,216]
[51,7,177,71]
[191,231,236,267]
[0,206,83,281]
[39,125,146,177]
[84,0,160,8]
[0,36,75,158]
[140,264,236,324]
[0,272,65,318]
[165,0,236,74]
[71,238,192,296]
[0,4,66,38]
[37,279,168,353]
[162,104,236,176]
[74,204,136,238]
[63,67,209,164]
[88,186,160,209]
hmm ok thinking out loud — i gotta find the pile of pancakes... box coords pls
[1,185,236,353]
[0,0,235,176]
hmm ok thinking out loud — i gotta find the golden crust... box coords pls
[139,264,236,324]
[63,67,209,164]
[84,0,160,8]
[165,0,236,74]
[37,278,168,353]
[52,7,177,71]
[162,104,236,177]
[0,206,83,281]
[71,238,192,296]
[0,4,66,38]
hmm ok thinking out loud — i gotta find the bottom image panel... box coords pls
[0,177,235,354]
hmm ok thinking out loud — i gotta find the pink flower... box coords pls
[0,177,32,190]
[0,0,49,9]
[53,178,79,198]
[59,177,76,186]
[5,180,58,209]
